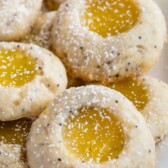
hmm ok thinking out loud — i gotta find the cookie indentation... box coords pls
[0,49,37,87]
[63,107,124,163]
[82,0,140,37]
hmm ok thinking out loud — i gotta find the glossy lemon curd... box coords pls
[0,118,33,160]
[82,0,141,37]
[0,49,37,87]
[63,107,124,163]
[110,79,149,111]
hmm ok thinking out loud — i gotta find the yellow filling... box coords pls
[63,107,124,163]
[110,79,149,111]
[0,49,37,87]
[83,0,141,37]
[0,118,33,160]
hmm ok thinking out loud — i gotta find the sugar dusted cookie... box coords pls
[0,118,33,168]
[109,76,168,143]
[22,11,56,49]
[0,0,42,41]
[0,42,67,121]
[0,143,25,168]
[27,85,155,168]
[52,0,167,84]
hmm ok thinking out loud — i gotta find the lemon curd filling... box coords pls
[63,107,125,163]
[0,49,37,87]
[82,0,141,37]
[0,118,33,160]
[110,79,149,111]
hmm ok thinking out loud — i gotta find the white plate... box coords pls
[150,0,168,167]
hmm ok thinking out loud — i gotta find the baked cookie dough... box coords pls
[109,76,168,143]
[0,0,42,41]
[0,118,33,168]
[27,85,155,168]
[0,42,67,121]
[22,11,56,49]
[0,143,25,168]
[44,0,65,10]
[52,0,167,84]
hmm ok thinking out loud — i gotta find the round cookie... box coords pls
[0,42,67,121]
[0,0,42,41]
[0,118,33,168]
[22,11,56,49]
[108,76,168,143]
[52,0,167,84]
[27,85,155,168]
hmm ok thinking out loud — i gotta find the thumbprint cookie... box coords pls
[52,0,167,84]
[0,0,42,41]
[0,42,67,121]
[109,76,168,143]
[27,85,155,168]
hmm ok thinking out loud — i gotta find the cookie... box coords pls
[52,0,167,84]
[0,118,33,168]
[0,42,67,121]
[0,143,25,168]
[0,0,42,41]
[109,76,168,143]
[22,11,56,49]
[27,85,155,168]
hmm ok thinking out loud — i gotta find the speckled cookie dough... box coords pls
[52,0,167,84]
[0,143,26,168]
[0,0,43,41]
[0,118,33,168]
[27,85,155,168]
[108,76,168,143]
[44,0,65,10]
[22,11,56,49]
[0,42,67,121]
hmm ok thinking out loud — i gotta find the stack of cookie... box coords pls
[0,0,167,168]
[0,1,67,167]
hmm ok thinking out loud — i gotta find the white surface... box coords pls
[151,0,168,167]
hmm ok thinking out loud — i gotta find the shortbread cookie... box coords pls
[44,0,65,10]
[22,11,56,49]
[27,85,155,168]
[0,0,42,41]
[0,143,26,168]
[109,76,168,143]
[0,118,33,168]
[52,0,167,84]
[0,42,67,121]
